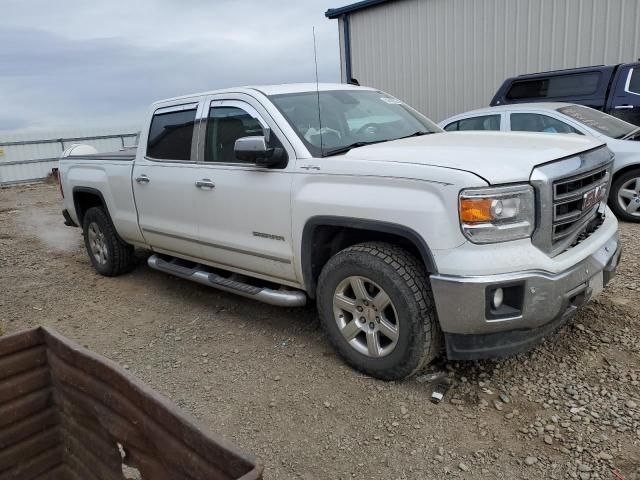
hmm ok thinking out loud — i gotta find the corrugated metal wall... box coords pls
[0,127,139,185]
[345,0,640,122]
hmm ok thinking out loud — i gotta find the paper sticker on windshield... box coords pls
[380,97,403,104]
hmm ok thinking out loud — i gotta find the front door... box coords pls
[193,97,296,283]
[609,65,640,127]
[132,103,203,259]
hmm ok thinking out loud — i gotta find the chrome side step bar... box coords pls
[147,254,307,307]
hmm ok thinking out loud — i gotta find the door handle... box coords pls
[195,179,215,189]
[135,175,150,184]
[614,105,634,109]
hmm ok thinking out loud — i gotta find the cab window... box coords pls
[627,69,640,95]
[147,108,196,160]
[511,113,582,134]
[205,106,264,163]
[444,115,500,131]
[506,72,600,100]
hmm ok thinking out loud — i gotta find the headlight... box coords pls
[459,184,535,243]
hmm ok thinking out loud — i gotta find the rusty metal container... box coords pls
[0,327,263,480]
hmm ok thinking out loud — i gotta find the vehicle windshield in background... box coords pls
[269,90,441,157]
[557,105,637,139]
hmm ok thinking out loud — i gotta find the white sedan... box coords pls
[440,103,640,222]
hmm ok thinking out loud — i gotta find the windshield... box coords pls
[269,90,441,157]
[557,105,636,139]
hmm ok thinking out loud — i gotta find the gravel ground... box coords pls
[1,183,639,480]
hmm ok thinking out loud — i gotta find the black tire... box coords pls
[608,168,640,223]
[82,206,135,276]
[317,242,441,380]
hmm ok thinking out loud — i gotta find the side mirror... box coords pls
[234,136,285,167]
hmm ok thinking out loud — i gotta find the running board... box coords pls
[147,254,307,307]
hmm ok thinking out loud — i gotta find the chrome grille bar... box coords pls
[530,146,613,257]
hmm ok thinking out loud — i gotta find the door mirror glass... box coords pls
[234,136,284,167]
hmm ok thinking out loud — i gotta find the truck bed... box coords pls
[61,148,137,162]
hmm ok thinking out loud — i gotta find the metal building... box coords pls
[326,0,640,122]
[0,127,139,185]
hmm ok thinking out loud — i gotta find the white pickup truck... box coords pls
[59,83,622,380]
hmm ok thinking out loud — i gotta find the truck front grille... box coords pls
[531,147,613,257]
[552,166,608,244]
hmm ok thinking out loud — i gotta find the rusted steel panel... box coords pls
[0,367,50,404]
[0,346,48,380]
[0,327,264,480]
[0,328,43,357]
[0,428,60,471]
[0,388,54,429]
[0,408,58,450]
[0,446,64,480]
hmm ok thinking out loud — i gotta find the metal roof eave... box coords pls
[325,0,393,19]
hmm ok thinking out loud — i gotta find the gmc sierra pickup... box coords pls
[59,83,622,380]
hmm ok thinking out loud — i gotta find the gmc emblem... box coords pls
[583,184,606,211]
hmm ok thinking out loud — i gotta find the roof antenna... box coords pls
[313,26,324,157]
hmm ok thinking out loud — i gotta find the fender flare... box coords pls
[301,216,438,297]
[72,186,110,225]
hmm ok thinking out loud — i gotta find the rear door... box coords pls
[132,102,203,258]
[608,64,640,127]
[193,95,297,283]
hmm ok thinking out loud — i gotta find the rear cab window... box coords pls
[147,106,197,160]
[444,115,501,131]
[506,72,601,100]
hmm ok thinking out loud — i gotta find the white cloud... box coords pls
[1,0,341,133]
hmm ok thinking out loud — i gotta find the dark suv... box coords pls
[491,62,640,127]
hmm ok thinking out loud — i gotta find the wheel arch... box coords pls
[301,216,438,299]
[72,186,110,226]
[612,163,640,182]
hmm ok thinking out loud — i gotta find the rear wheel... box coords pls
[317,242,440,380]
[82,207,135,276]
[609,168,640,222]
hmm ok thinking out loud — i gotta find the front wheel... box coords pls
[317,242,441,380]
[609,169,640,222]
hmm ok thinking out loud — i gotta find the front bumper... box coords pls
[430,232,621,360]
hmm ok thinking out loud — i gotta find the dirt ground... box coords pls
[1,183,639,480]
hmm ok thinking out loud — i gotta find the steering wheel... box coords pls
[356,123,380,136]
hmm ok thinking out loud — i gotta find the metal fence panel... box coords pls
[0,128,139,185]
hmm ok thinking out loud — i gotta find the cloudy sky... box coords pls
[1,0,342,133]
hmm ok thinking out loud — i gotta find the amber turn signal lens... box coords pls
[460,198,493,223]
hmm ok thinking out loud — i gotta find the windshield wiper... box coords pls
[620,127,640,140]
[396,130,432,140]
[322,131,433,157]
[322,140,388,157]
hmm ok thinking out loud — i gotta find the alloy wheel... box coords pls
[87,222,108,265]
[332,276,400,358]
[617,177,640,217]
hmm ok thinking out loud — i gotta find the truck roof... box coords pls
[153,83,375,106]
[446,102,578,118]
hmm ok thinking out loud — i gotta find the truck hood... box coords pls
[342,131,606,184]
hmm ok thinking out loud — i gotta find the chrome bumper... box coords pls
[430,231,621,359]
